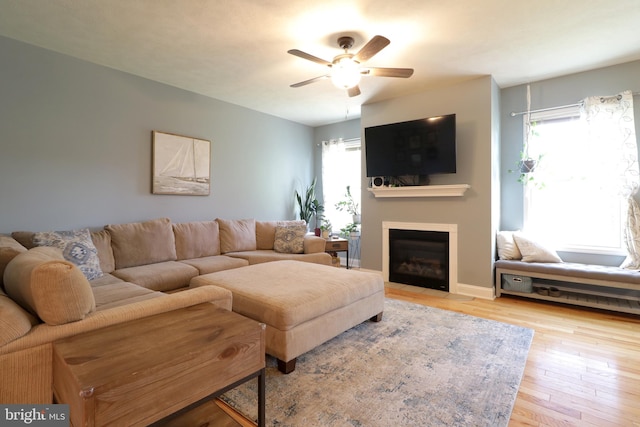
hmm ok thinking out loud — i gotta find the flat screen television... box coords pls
[364,114,456,178]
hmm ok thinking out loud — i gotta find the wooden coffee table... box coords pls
[53,303,265,427]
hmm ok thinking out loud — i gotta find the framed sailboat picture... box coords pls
[152,131,211,195]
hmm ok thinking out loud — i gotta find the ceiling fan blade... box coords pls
[347,85,361,97]
[287,49,332,67]
[290,75,329,88]
[365,67,414,78]
[353,35,390,63]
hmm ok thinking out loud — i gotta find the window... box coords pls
[321,138,361,234]
[523,107,627,255]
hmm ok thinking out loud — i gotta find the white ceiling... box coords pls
[1,0,640,127]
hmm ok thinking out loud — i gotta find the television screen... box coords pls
[364,114,456,178]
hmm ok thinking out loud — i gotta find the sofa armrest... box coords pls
[304,235,326,254]
[0,286,232,356]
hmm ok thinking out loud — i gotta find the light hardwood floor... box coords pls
[387,283,640,427]
[220,283,640,426]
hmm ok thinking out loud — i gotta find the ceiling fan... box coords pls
[288,35,414,97]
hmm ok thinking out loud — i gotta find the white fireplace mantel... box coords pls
[367,184,470,198]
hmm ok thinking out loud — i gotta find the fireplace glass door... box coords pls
[389,229,449,291]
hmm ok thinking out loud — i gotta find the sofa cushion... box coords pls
[106,218,177,269]
[217,218,257,253]
[256,220,306,250]
[92,281,161,310]
[33,229,103,280]
[91,230,116,274]
[89,273,125,287]
[173,221,221,260]
[4,247,96,325]
[0,235,27,291]
[179,255,249,274]
[111,261,199,292]
[274,224,307,254]
[227,250,332,266]
[0,289,38,346]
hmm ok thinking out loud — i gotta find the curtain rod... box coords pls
[510,91,640,117]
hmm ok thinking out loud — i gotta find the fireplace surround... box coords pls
[382,222,458,293]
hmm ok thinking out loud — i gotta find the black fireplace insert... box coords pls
[389,229,449,291]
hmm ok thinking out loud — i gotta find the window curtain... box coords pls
[321,139,347,232]
[321,138,361,233]
[580,90,639,268]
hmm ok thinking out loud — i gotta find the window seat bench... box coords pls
[494,260,640,315]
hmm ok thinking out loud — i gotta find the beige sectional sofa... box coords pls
[0,217,331,404]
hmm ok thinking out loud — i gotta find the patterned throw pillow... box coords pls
[273,224,307,254]
[33,229,103,280]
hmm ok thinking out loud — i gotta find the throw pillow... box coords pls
[256,220,307,250]
[274,224,307,254]
[3,247,96,325]
[217,219,257,253]
[513,233,563,263]
[496,231,522,260]
[33,228,103,280]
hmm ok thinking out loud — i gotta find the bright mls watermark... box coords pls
[1,405,69,426]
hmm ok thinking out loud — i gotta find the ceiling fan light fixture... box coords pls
[331,57,361,89]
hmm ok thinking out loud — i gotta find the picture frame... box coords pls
[152,131,211,196]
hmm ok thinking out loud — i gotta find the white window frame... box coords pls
[523,106,627,256]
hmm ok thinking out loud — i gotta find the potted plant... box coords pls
[320,219,332,239]
[335,186,360,224]
[294,177,324,233]
[339,223,359,239]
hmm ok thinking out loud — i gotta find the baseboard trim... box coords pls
[456,282,495,300]
[360,269,495,300]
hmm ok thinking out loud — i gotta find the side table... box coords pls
[53,303,265,427]
[325,237,350,268]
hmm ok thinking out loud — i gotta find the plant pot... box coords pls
[352,214,361,224]
[321,230,330,239]
[350,231,360,239]
[520,159,537,173]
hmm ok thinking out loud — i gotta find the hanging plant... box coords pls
[509,84,544,188]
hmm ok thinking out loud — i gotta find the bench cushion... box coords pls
[495,260,640,285]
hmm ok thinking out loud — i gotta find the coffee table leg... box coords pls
[258,368,265,427]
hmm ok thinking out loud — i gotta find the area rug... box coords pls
[221,298,534,427]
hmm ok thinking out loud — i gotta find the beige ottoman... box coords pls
[190,260,384,373]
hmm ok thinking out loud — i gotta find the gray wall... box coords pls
[500,60,640,265]
[360,76,498,289]
[0,36,314,233]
